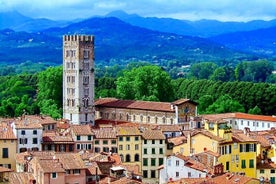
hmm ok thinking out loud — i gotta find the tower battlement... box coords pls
[63,35,94,42]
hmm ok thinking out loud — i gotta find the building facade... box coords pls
[63,35,95,125]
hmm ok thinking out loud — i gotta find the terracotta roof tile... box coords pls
[43,131,73,143]
[92,127,117,139]
[257,161,276,169]
[0,122,16,139]
[37,158,65,173]
[13,115,57,129]
[70,124,93,135]
[142,129,165,140]
[116,127,142,136]
[95,98,174,112]
[157,125,182,132]
[167,136,187,146]
[9,172,35,184]
[55,152,86,169]
[192,129,225,142]
[0,166,12,172]
[232,132,258,142]
[172,98,198,105]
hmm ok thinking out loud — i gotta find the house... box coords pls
[95,98,198,126]
[159,154,210,184]
[116,126,142,171]
[11,116,43,153]
[203,113,276,131]
[70,124,94,152]
[0,122,17,170]
[141,128,166,184]
[166,135,188,156]
[42,131,74,152]
[256,160,276,184]
[92,125,118,153]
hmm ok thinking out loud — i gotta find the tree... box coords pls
[197,95,214,114]
[116,65,175,102]
[36,66,63,117]
[248,106,262,115]
[205,95,245,114]
[188,62,218,79]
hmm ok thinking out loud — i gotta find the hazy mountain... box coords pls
[105,10,276,37]
[209,26,276,57]
[0,17,250,65]
[0,11,73,32]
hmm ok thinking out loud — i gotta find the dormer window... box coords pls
[77,136,81,141]
[21,130,25,135]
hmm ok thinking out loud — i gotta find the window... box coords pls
[143,170,148,178]
[241,120,243,125]
[160,140,163,144]
[103,147,109,152]
[135,136,139,141]
[119,137,123,141]
[188,172,191,178]
[176,160,180,166]
[151,170,156,178]
[77,144,81,150]
[119,145,123,150]
[271,169,275,173]
[94,147,100,153]
[152,140,155,144]
[52,172,57,178]
[73,169,80,174]
[66,170,70,175]
[159,148,163,154]
[76,136,80,141]
[94,140,99,145]
[32,138,38,144]
[176,172,179,177]
[144,140,147,144]
[249,159,254,168]
[135,154,139,161]
[33,130,37,135]
[152,148,155,154]
[241,160,246,169]
[111,140,116,144]
[135,144,139,150]
[260,169,265,174]
[2,148,8,158]
[103,140,108,144]
[21,130,25,135]
[143,158,148,166]
[126,144,130,150]
[126,137,130,141]
[151,158,156,166]
[88,135,91,141]
[144,148,147,154]
[159,158,164,165]
[126,154,131,162]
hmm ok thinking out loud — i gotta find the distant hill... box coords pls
[0,11,73,32]
[0,17,251,66]
[209,26,276,57]
[105,10,276,37]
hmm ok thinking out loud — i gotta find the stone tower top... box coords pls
[63,35,94,42]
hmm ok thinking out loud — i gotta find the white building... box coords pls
[69,124,93,152]
[159,154,208,184]
[11,117,43,153]
[141,129,166,184]
[203,113,276,131]
[63,35,95,125]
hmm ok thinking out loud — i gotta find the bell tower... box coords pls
[63,35,95,125]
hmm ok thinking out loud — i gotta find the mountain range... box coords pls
[0,10,275,67]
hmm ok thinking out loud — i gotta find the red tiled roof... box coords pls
[192,129,225,142]
[43,131,73,143]
[37,158,65,173]
[55,152,86,169]
[70,124,93,135]
[142,129,165,140]
[232,132,258,143]
[167,136,187,146]
[9,172,35,184]
[116,126,142,136]
[172,98,198,105]
[0,123,16,139]
[157,125,182,132]
[95,98,174,112]
[203,113,276,123]
[13,115,57,129]
[92,128,117,139]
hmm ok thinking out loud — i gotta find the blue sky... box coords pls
[1,0,276,22]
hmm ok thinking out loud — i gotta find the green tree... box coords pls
[248,106,262,115]
[116,65,175,102]
[36,66,63,118]
[197,95,214,114]
[188,62,218,79]
[205,95,245,114]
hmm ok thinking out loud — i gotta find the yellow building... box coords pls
[116,126,142,171]
[167,136,189,156]
[0,122,17,171]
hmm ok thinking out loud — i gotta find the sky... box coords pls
[1,0,276,22]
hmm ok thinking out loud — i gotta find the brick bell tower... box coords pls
[63,35,95,125]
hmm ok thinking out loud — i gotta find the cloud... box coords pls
[0,0,276,21]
